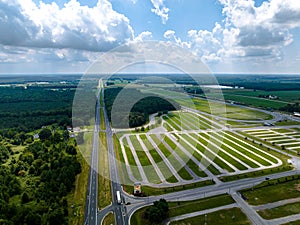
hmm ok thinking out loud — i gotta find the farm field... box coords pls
[198,89,300,109]
[117,110,282,186]
[141,87,273,120]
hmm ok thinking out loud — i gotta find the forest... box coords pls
[104,87,180,128]
[0,77,86,224]
[0,127,81,225]
[0,86,74,132]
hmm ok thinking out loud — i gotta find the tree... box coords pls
[62,130,69,141]
[145,199,169,223]
[38,128,52,142]
[21,192,30,204]
[51,132,62,144]
[66,145,77,155]
[24,211,41,225]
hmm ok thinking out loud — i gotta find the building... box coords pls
[133,182,141,195]
[73,127,81,132]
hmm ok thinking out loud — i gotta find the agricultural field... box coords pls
[244,128,300,154]
[141,87,273,121]
[117,110,282,186]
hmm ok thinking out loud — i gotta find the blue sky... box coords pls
[0,0,300,74]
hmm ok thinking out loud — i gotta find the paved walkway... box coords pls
[232,192,267,225]
[165,203,238,225]
[157,133,199,179]
[126,135,149,184]
[267,214,300,225]
[136,135,166,183]
[253,197,300,211]
[146,134,184,182]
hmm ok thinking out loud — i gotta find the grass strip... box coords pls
[258,202,300,220]
[122,138,142,181]
[150,134,193,180]
[140,134,178,183]
[130,194,234,225]
[98,133,112,209]
[129,135,161,183]
[241,174,300,205]
[170,208,250,225]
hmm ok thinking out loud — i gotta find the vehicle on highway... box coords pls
[116,191,121,204]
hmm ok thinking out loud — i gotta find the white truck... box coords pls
[116,191,121,204]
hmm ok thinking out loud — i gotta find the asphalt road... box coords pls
[84,89,100,225]
[98,85,128,225]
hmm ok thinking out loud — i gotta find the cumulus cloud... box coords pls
[150,0,169,24]
[164,26,223,63]
[164,30,190,48]
[165,0,300,64]
[220,0,300,58]
[133,31,152,42]
[0,0,134,52]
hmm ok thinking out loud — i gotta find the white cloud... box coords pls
[133,31,152,42]
[150,0,169,24]
[164,0,300,65]
[164,30,190,49]
[219,0,300,58]
[0,0,134,51]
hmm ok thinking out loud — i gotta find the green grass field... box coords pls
[203,89,300,110]
[258,201,300,220]
[140,134,178,183]
[142,87,273,120]
[102,212,115,225]
[130,194,234,225]
[68,132,92,225]
[149,134,194,180]
[98,133,112,209]
[129,135,161,183]
[241,175,300,205]
[170,208,250,225]
[122,138,142,181]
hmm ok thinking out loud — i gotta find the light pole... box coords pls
[204,214,207,225]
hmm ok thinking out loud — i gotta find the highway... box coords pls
[84,88,100,225]
[101,85,128,225]
[84,80,126,225]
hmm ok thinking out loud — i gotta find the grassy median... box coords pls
[98,132,112,209]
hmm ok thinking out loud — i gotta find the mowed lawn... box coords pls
[170,208,250,225]
[242,176,300,205]
[142,87,273,120]
[258,201,300,220]
[130,194,235,225]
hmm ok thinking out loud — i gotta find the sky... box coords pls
[0,0,300,74]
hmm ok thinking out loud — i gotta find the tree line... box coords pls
[104,87,180,128]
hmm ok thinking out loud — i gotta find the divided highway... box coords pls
[84,80,127,225]
[101,86,128,225]
[84,88,100,225]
